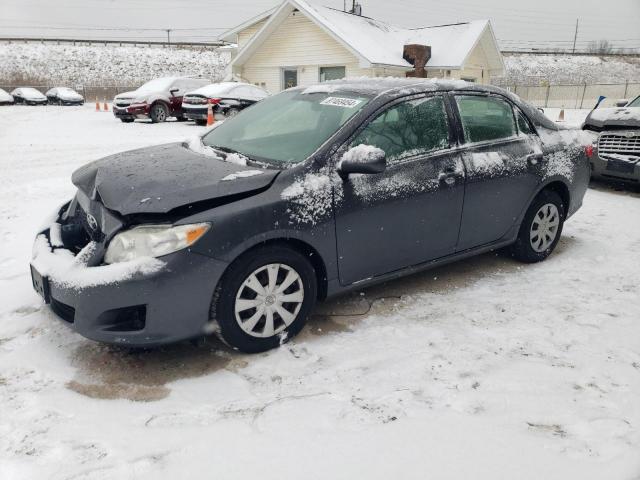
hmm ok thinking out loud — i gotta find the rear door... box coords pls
[334,94,466,285]
[452,93,544,251]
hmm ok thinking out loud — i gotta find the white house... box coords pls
[219,0,504,93]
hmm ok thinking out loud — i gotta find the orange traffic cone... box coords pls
[103,99,109,111]
[95,97,100,111]
[206,103,215,126]
[558,109,565,122]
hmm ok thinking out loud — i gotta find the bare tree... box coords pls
[587,40,614,54]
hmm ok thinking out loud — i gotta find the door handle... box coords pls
[438,170,461,186]
[526,153,544,166]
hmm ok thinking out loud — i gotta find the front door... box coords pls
[334,94,466,285]
[453,94,544,250]
[282,68,298,90]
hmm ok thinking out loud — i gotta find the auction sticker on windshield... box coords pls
[320,97,362,108]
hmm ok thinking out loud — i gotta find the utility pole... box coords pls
[571,19,578,53]
[166,29,171,46]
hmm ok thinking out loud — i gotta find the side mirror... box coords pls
[615,99,629,107]
[338,145,386,178]
[169,88,180,96]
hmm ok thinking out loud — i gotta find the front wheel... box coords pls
[210,246,317,353]
[149,102,168,123]
[509,189,565,263]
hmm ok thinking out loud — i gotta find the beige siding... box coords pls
[458,43,490,84]
[237,11,372,93]
[237,19,269,49]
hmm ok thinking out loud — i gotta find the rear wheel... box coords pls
[510,189,565,263]
[210,246,317,353]
[195,119,207,126]
[150,102,168,123]
[226,108,240,118]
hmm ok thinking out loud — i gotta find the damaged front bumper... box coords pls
[591,131,640,183]
[30,204,228,347]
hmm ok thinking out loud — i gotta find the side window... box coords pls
[515,109,534,135]
[351,96,450,164]
[455,95,516,143]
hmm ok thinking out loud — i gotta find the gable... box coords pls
[239,10,361,68]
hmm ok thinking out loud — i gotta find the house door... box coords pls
[282,68,298,90]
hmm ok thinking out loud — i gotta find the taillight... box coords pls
[208,98,221,104]
[585,145,594,158]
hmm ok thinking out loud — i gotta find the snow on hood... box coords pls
[52,88,83,100]
[114,90,138,100]
[71,142,279,215]
[585,107,640,128]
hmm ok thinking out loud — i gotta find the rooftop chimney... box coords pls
[403,44,431,78]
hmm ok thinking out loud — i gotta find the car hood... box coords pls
[114,91,137,101]
[60,92,83,100]
[21,92,46,100]
[71,142,279,215]
[584,107,640,129]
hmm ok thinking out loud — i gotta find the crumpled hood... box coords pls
[584,107,640,129]
[71,142,279,215]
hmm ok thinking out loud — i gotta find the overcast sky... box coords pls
[1,0,639,51]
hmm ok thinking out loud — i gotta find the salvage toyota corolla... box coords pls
[30,78,592,353]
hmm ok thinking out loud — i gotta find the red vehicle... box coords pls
[112,76,210,123]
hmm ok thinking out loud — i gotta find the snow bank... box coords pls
[31,232,164,290]
[494,53,640,85]
[0,42,230,86]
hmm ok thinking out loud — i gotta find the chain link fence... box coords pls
[494,82,640,109]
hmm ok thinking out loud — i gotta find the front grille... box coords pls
[115,99,132,107]
[51,297,75,323]
[598,133,640,157]
[78,206,104,242]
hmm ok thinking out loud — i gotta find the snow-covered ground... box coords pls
[1,106,640,479]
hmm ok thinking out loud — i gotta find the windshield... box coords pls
[202,90,370,164]
[628,96,640,107]
[136,77,175,94]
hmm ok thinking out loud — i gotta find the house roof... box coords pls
[223,0,504,73]
[218,7,277,44]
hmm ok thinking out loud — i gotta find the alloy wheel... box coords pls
[529,203,560,252]
[234,263,304,338]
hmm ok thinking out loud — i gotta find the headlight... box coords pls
[104,223,210,264]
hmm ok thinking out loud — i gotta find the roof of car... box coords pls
[294,77,559,130]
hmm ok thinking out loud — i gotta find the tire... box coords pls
[149,102,168,123]
[195,119,207,126]
[175,114,187,122]
[120,118,134,123]
[210,245,317,353]
[509,189,565,263]
[226,108,240,118]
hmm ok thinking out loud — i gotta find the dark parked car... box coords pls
[11,87,47,105]
[30,79,591,353]
[182,82,269,125]
[46,87,84,105]
[582,95,640,184]
[112,76,210,123]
